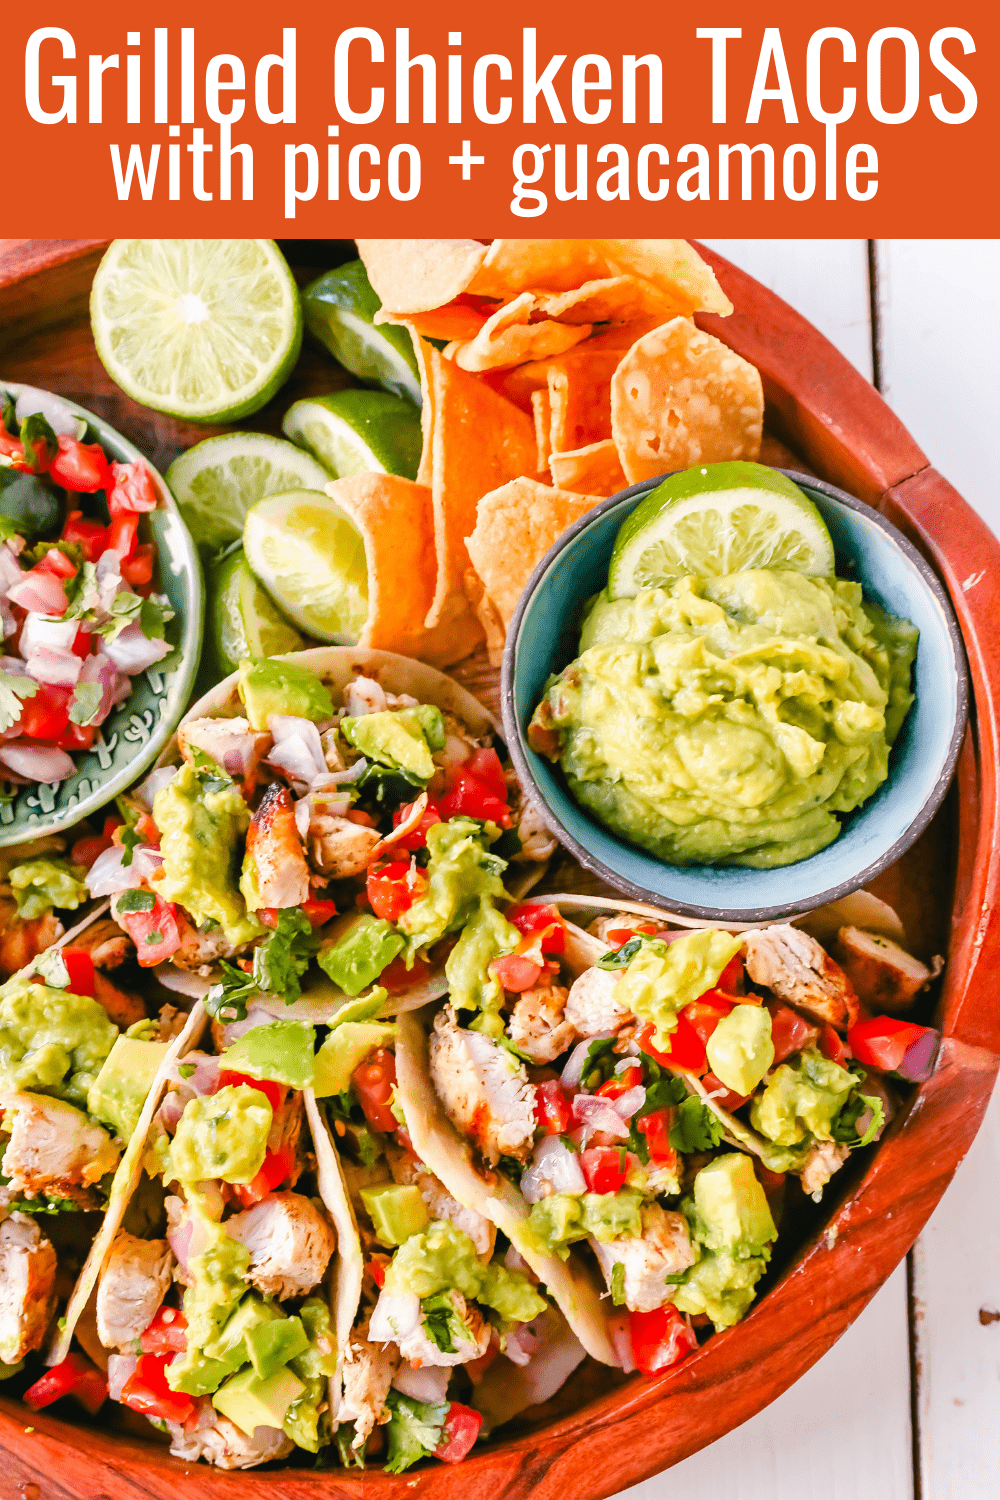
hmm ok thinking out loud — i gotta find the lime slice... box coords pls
[91,240,302,422]
[244,491,369,644]
[282,390,422,481]
[167,432,331,555]
[609,462,835,597]
[302,259,421,405]
[210,547,307,674]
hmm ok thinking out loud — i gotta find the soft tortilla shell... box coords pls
[304,1090,365,1412]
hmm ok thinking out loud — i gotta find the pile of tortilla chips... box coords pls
[330,239,763,668]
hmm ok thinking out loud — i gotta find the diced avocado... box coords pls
[318,913,404,996]
[88,1036,170,1143]
[312,1021,396,1098]
[580,1189,644,1242]
[245,1315,310,1381]
[614,929,744,1052]
[396,703,445,751]
[204,1293,282,1377]
[212,1364,305,1438]
[360,1183,430,1246]
[340,710,436,781]
[238,657,334,731]
[0,1359,24,1380]
[329,987,388,1026]
[169,1085,272,1185]
[222,1019,316,1089]
[705,1005,775,1097]
[691,1153,776,1257]
[671,1248,768,1330]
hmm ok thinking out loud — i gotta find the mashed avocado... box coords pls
[672,1248,769,1330]
[385,1218,546,1325]
[398,818,508,954]
[750,1047,860,1147]
[445,900,519,1038]
[531,571,917,868]
[0,979,118,1105]
[528,1189,645,1258]
[282,1298,338,1452]
[9,859,88,920]
[169,1085,272,1184]
[154,761,263,946]
[614,929,742,1051]
[167,1204,252,1396]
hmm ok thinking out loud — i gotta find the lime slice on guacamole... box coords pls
[210,547,306,675]
[282,391,422,482]
[167,432,332,555]
[302,259,421,405]
[608,462,835,597]
[244,491,369,645]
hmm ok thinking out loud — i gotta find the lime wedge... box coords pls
[91,240,302,422]
[609,462,835,597]
[167,432,331,555]
[302,259,421,405]
[210,547,307,675]
[244,492,369,644]
[282,390,422,482]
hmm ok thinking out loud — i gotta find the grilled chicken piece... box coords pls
[743,925,860,1030]
[171,916,243,972]
[371,1287,492,1368]
[429,1006,537,1166]
[339,1332,398,1444]
[387,1147,495,1258]
[178,716,272,781]
[508,981,578,1064]
[96,1231,173,1351]
[343,676,388,717]
[800,1140,851,1198]
[167,1404,294,1469]
[68,918,132,970]
[1,1093,120,1198]
[564,966,632,1038]
[0,1213,57,1364]
[241,783,310,912]
[224,1192,336,1300]
[836,926,942,1014]
[92,970,146,1029]
[509,794,558,863]
[308,816,380,879]
[590,1204,696,1313]
[0,905,63,979]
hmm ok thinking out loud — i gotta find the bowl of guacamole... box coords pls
[501,468,968,921]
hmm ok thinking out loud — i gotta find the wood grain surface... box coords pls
[0,238,997,1500]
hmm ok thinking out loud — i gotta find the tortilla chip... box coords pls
[376,295,495,342]
[549,440,628,498]
[531,389,553,472]
[598,240,732,316]
[466,478,603,633]
[452,293,591,372]
[329,472,484,667]
[581,316,667,353]
[356,239,487,315]
[611,317,763,484]
[424,346,537,629]
[468,239,731,315]
[547,350,619,453]
[535,275,685,326]
[463,566,508,668]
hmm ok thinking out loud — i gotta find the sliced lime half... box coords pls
[302,259,421,405]
[210,547,307,675]
[167,432,331,555]
[282,390,422,482]
[609,462,835,597]
[244,491,369,645]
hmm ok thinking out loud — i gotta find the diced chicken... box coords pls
[96,1231,173,1351]
[387,1148,495,1258]
[743,925,859,1030]
[339,1333,398,1444]
[564,966,632,1038]
[0,907,63,979]
[242,783,310,911]
[224,1192,336,1300]
[800,1140,851,1198]
[0,1212,57,1364]
[394,1291,491,1369]
[93,970,146,1029]
[429,1006,537,1166]
[64,918,132,971]
[309,816,380,879]
[267,1091,305,1188]
[591,1204,696,1314]
[836,926,942,1014]
[343,676,388,717]
[508,981,579,1064]
[166,1403,293,1470]
[1,1093,120,1198]
[178,716,272,782]
[511,797,557,863]
[171,916,243,973]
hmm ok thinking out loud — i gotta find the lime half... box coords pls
[282,390,422,482]
[91,240,302,422]
[609,462,835,597]
[302,259,421,405]
[167,432,331,555]
[211,547,307,674]
[244,491,369,644]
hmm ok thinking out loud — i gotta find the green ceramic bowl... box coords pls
[0,383,203,846]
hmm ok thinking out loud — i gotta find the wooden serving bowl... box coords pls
[0,240,998,1500]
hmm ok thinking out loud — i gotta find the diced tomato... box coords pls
[16,681,72,741]
[48,435,111,494]
[534,1078,574,1135]
[140,1306,188,1355]
[635,1108,678,1167]
[438,762,511,828]
[35,546,77,580]
[629,1305,698,1377]
[258,908,279,928]
[606,923,659,946]
[61,948,96,997]
[108,458,158,514]
[107,511,139,559]
[717,955,745,995]
[346,808,378,827]
[701,1071,750,1111]
[120,1353,193,1422]
[505,902,566,954]
[367,861,423,921]
[367,1256,387,1288]
[121,543,155,588]
[489,952,544,993]
[434,1402,483,1464]
[683,996,737,1049]
[53,721,97,752]
[392,796,442,851]
[301,896,337,927]
[819,1023,850,1066]
[135,812,159,846]
[24,1353,108,1416]
[463,1343,500,1385]
[752,1160,787,1201]
[118,894,181,966]
[466,747,508,800]
[638,1018,707,1075]
[379,954,430,994]
[352,1046,398,1134]
[229,1142,296,1207]
[71,832,115,868]
[71,625,93,657]
[596,1066,642,1101]
[766,1000,821,1065]
[848,1016,929,1073]
[580,1146,628,1195]
[0,424,21,461]
[63,510,108,562]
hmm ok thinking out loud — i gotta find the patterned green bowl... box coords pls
[0,383,203,846]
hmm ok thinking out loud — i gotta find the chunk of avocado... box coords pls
[396,703,445,752]
[692,1152,777,1256]
[705,1005,775,1097]
[312,1021,396,1098]
[222,1019,317,1089]
[87,1036,170,1143]
[340,710,435,782]
[212,1364,305,1438]
[238,658,334,731]
[318,912,405,997]
[204,1294,281,1376]
[245,1314,310,1381]
[360,1183,430,1246]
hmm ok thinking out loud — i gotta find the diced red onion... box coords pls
[104,623,170,674]
[270,714,325,769]
[309,791,352,817]
[86,845,134,896]
[0,547,23,593]
[107,1353,138,1403]
[19,614,78,656]
[0,600,15,640]
[7,572,69,616]
[15,386,83,438]
[612,1085,646,1122]
[172,1051,221,1097]
[220,740,259,778]
[369,1290,421,1343]
[25,646,83,687]
[572,1093,630,1142]
[894,1028,941,1084]
[110,671,133,706]
[0,742,75,782]
[561,1033,615,1089]
[312,760,368,787]
[266,731,325,786]
[608,1314,636,1374]
[392,1366,450,1403]
[133,765,177,810]
[223,1003,277,1045]
[167,1208,215,1273]
[77,652,118,727]
[505,1317,546,1368]
[521,1135,587,1203]
[156,1089,189,1134]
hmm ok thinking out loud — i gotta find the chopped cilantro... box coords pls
[69,680,103,727]
[116,888,155,913]
[18,412,57,471]
[668,1096,725,1154]
[0,675,38,735]
[188,744,232,795]
[204,960,261,1025]
[145,929,163,945]
[832,1089,886,1148]
[383,1388,448,1474]
[610,1262,626,1306]
[597,935,645,970]
[252,906,317,1002]
[178,1063,196,1080]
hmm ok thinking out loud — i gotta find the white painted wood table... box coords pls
[616,239,1000,1500]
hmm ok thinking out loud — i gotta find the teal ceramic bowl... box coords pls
[502,471,969,922]
[0,383,203,846]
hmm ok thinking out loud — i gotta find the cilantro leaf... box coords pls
[420,1295,458,1354]
[252,907,316,1002]
[597,935,644,970]
[204,960,261,1025]
[116,888,155,913]
[24,539,84,574]
[668,1096,725,1154]
[0,675,37,735]
[832,1089,886,1148]
[610,1262,626,1306]
[187,745,234,795]
[69,680,103,726]
[383,1389,448,1474]
[18,412,57,471]
[579,1035,619,1091]
[1,390,15,432]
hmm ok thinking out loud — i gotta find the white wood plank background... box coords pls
[615,238,1000,1500]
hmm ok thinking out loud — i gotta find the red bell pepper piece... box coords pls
[392,796,442,851]
[635,1107,678,1167]
[140,1306,189,1355]
[629,1305,698,1376]
[24,1353,108,1416]
[352,1047,398,1134]
[534,1078,574,1135]
[61,948,96,998]
[579,1146,628,1195]
[120,1353,193,1422]
[848,1015,929,1073]
[505,901,566,953]
[434,1402,483,1464]
[638,1018,707,1075]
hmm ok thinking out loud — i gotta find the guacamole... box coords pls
[0,979,118,1105]
[384,1218,547,1326]
[154,761,263,946]
[169,1085,272,1185]
[530,571,917,868]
